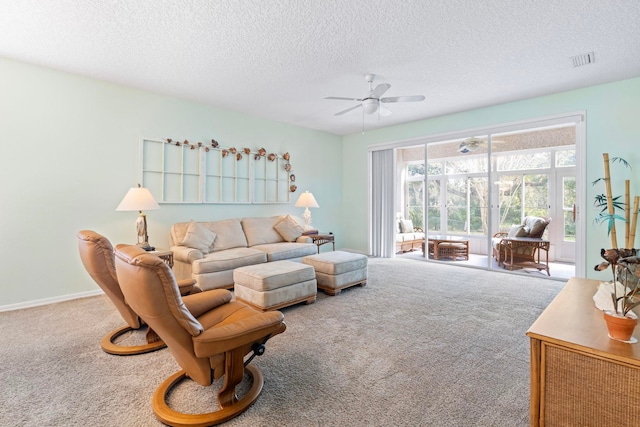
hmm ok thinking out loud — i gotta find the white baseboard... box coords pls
[0,289,104,312]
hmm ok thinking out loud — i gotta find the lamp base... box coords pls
[302,207,313,228]
[137,242,155,251]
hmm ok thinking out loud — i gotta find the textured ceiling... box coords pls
[1,1,639,135]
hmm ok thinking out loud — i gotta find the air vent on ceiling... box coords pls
[570,52,595,67]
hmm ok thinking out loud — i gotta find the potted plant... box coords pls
[593,153,640,341]
[596,248,640,341]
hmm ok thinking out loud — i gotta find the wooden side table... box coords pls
[310,233,335,253]
[149,249,174,268]
[149,249,200,295]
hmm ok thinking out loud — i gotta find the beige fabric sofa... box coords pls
[170,216,317,291]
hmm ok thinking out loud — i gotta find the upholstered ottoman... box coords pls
[233,260,317,311]
[302,251,367,296]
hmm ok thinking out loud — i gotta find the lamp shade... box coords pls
[116,186,160,211]
[294,191,319,208]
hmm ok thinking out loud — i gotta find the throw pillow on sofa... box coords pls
[274,215,304,242]
[180,220,216,253]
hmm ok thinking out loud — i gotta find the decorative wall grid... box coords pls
[140,138,296,204]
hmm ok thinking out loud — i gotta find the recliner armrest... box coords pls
[183,289,233,318]
[193,308,285,356]
[177,278,199,295]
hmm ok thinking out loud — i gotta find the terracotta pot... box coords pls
[603,310,638,342]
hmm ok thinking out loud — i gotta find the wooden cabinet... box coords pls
[527,277,640,426]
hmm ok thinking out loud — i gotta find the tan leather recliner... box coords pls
[77,230,167,355]
[114,244,286,426]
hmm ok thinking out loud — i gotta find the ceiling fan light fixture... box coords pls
[326,73,423,117]
[362,98,379,114]
[458,140,479,153]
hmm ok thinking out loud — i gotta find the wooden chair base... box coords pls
[100,325,166,356]
[152,364,264,427]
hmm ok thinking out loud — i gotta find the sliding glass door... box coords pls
[393,120,578,279]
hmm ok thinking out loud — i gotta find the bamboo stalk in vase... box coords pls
[630,196,639,251]
[603,153,618,248]
[626,180,631,248]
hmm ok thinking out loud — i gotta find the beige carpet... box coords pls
[0,257,564,426]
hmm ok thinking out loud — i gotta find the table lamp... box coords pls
[116,184,160,251]
[295,190,319,230]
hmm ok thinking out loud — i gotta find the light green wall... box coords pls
[3,55,639,308]
[342,77,640,280]
[0,57,342,308]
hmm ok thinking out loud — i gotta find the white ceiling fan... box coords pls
[325,74,425,117]
[458,137,505,153]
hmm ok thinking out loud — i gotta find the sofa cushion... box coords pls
[274,215,304,242]
[191,247,267,274]
[242,216,285,247]
[180,220,217,253]
[208,218,248,252]
[252,242,317,262]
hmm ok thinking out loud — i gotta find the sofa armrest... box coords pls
[296,236,312,243]
[171,245,204,263]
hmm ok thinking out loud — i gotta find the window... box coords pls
[397,123,576,249]
[556,149,576,167]
[405,161,425,228]
[496,152,550,171]
[427,179,441,232]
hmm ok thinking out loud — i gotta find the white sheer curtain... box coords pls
[369,149,395,257]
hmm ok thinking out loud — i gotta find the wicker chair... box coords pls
[492,216,551,271]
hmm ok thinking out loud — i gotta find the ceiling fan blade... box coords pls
[381,95,425,103]
[370,83,391,99]
[324,96,364,102]
[334,104,362,116]
[379,104,392,117]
